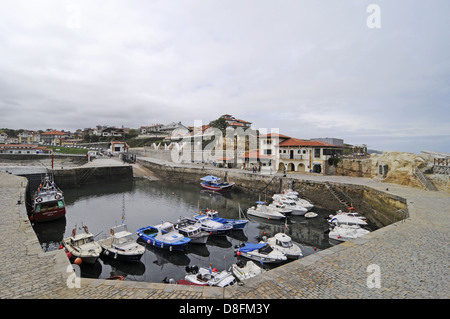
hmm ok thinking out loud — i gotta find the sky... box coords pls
[0,0,449,154]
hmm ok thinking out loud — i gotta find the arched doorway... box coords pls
[287,163,295,171]
[313,164,322,174]
[278,162,285,173]
[297,163,306,172]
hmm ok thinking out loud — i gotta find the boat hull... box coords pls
[136,228,190,251]
[101,247,144,261]
[200,182,235,192]
[32,207,66,222]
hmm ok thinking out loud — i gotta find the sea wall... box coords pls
[137,159,407,228]
[53,165,133,188]
[0,154,88,167]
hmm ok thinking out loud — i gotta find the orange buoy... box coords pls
[237,251,241,256]
[74,257,82,265]
[66,252,72,259]
[59,244,64,250]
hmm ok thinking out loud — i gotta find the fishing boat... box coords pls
[247,202,286,220]
[183,265,236,287]
[230,260,265,281]
[136,222,191,251]
[273,193,314,211]
[173,218,210,244]
[62,225,102,264]
[30,174,66,222]
[194,209,248,230]
[262,233,303,259]
[186,215,233,235]
[99,224,145,261]
[200,175,235,192]
[328,224,371,242]
[235,242,287,264]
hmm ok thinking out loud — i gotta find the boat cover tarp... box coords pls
[239,243,266,253]
[200,175,221,182]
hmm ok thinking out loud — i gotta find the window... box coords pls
[314,148,321,158]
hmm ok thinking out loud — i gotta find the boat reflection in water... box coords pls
[32,180,337,283]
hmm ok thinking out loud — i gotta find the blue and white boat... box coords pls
[200,175,235,192]
[194,209,248,230]
[184,215,232,235]
[235,242,287,264]
[136,222,190,251]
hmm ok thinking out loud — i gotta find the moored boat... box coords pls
[99,224,145,261]
[62,225,102,264]
[183,265,236,287]
[173,218,210,244]
[136,222,190,251]
[230,260,265,281]
[194,209,248,230]
[268,201,293,217]
[200,175,235,192]
[262,233,303,259]
[247,202,286,220]
[30,174,66,222]
[328,224,371,242]
[273,193,314,211]
[235,242,287,264]
[185,215,232,235]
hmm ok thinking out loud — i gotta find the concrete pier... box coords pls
[0,156,448,299]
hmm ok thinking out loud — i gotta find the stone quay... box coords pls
[0,156,449,299]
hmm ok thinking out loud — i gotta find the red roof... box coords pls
[279,138,337,147]
[259,133,291,139]
[40,130,68,136]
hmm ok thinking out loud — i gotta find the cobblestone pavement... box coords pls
[0,161,448,299]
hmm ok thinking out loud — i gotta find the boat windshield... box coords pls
[277,240,293,248]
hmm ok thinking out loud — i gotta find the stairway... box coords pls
[413,165,438,191]
[325,182,354,209]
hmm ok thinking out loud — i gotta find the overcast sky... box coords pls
[1,0,449,153]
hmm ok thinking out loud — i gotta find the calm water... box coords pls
[33,179,335,283]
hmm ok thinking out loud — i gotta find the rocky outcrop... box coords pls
[337,151,449,191]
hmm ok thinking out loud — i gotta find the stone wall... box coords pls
[53,165,133,188]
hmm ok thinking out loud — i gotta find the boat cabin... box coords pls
[273,233,294,248]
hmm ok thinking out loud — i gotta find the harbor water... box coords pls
[33,179,336,283]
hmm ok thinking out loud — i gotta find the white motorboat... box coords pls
[268,201,293,217]
[236,242,287,264]
[263,233,303,259]
[183,265,236,287]
[328,224,370,242]
[184,215,232,235]
[305,212,318,218]
[98,224,145,261]
[230,260,265,281]
[247,202,286,220]
[272,196,308,215]
[62,225,102,264]
[327,212,368,226]
[273,193,314,211]
[174,218,210,244]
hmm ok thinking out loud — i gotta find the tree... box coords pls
[209,116,228,135]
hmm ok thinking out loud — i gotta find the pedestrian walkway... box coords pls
[0,156,448,299]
